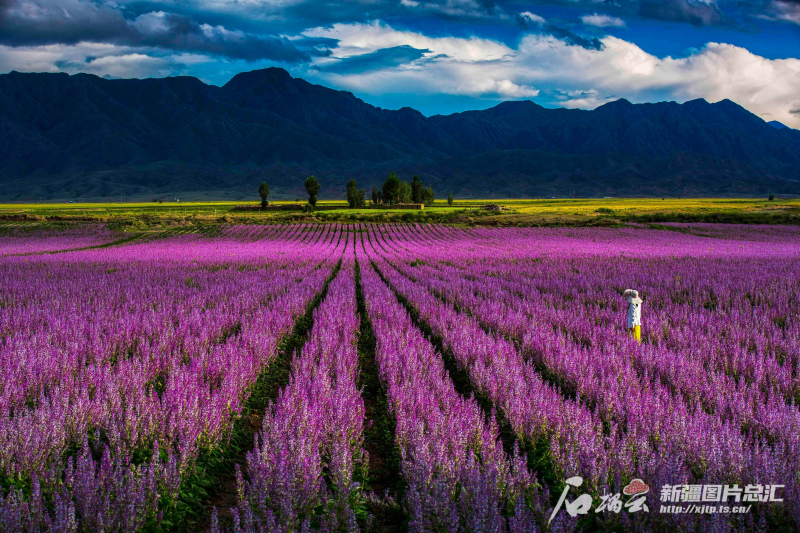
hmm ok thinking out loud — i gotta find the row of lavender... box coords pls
[0,224,123,256]
[2,222,798,531]
[363,223,800,529]
[0,224,348,530]
[221,233,550,532]
[222,246,367,531]
[387,223,800,458]
[355,235,547,532]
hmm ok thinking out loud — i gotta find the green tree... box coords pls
[769,194,775,201]
[305,176,321,206]
[258,181,270,208]
[447,191,454,206]
[411,175,423,204]
[398,180,411,203]
[371,186,380,205]
[358,189,366,207]
[421,185,435,206]
[346,179,359,208]
[382,172,400,205]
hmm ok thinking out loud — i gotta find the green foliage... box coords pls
[629,211,800,225]
[769,194,775,201]
[155,458,218,532]
[382,172,400,205]
[421,185,435,206]
[447,191,454,206]
[346,179,359,208]
[411,175,423,204]
[8,197,799,229]
[398,180,411,204]
[305,176,321,206]
[346,181,366,208]
[258,182,270,208]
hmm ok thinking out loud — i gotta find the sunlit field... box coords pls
[1,197,798,226]
[0,223,798,532]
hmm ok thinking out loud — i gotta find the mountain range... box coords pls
[1,67,799,200]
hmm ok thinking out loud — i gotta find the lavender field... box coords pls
[0,224,124,256]
[0,223,798,533]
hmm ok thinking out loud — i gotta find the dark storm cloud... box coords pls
[545,24,603,50]
[0,0,775,72]
[254,0,406,33]
[639,0,724,26]
[0,0,136,45]
[317,45,430,74]
[518,0,735,26]
[0,0,613,59]
[132,12,321,61]
[0,0,327,62]
[764,0,800,23]
[291,36,340,51]
[264,0,503,29]
[515,10,603,50]
[411,0,500,18]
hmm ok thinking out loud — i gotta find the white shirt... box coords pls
[627,301,642,328]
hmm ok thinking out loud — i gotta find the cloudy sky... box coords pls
[1,0,799,126]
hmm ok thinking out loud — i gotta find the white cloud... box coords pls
[0,43,209,79]
[3,19,799,129]
[304,22,536,98]
[305,21,513,62]
[303,23,800,128]
[519,11,546,25]
[512,35,800,127]
[770,1,800,24]
[580,13,626,27]
[133,11,172,35]
[79,53,181,78]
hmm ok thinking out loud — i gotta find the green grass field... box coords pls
[1,197,799,228]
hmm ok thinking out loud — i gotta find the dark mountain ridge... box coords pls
[1,67,798,199]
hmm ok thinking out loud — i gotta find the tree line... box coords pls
[368,173,436,207]
[258,173,455,208]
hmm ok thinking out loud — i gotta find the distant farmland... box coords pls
[1,197,799,227]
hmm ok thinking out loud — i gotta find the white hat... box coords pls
[624,289,642,304]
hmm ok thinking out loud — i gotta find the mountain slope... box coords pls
[0,68,798,199]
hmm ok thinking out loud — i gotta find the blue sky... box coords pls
[1,0,799,126]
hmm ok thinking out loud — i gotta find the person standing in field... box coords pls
[623,289,642,343]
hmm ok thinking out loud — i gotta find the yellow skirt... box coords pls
[628,325,641,343]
